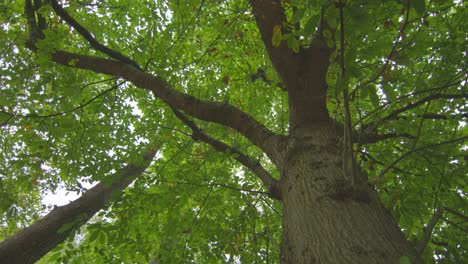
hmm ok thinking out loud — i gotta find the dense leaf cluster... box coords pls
[0,0,466,263]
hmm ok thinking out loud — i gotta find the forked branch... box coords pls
[416,208,444,255]
[248,0,299,86]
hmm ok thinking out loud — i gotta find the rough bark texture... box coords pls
[278,123,421,263]
[248,1,423,262]
[0,150,156,264]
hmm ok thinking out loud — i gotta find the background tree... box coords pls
[0,0,466,263]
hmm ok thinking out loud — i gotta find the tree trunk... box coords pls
[278,122,421,263]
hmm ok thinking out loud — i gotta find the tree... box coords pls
[0,0,466,263]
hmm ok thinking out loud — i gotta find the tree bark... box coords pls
[247,1,422,261]
[278,122,421,263]
[0,149,156,264]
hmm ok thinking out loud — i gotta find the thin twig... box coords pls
[351,2,411,97]
[443,206,468,222]
[170,107,281,200]
[372,136,468,184]
[50,0,142,70]
[1,81,124,119]
[157,179,270,196]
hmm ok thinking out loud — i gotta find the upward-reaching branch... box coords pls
[416,208,444,255]
[249,0,299,87]
[24,1,284,166]
[0,148,158,264]
[250,0,332,126]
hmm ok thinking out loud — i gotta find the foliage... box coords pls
[0,0,466,263]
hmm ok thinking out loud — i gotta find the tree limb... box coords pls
[171,108,282,200]
[25,2,284,166]
[24,0,45,49]
[358,132,415,144]
[50,0,142,70]
[50,50,283,165]
[371,135,468,184]
[0,147,158,264]
[393,113,468,121]
[248,0,299,86]
[442,217,468,233]
[443,206,468,222]
[415,208,444,255]
[354,76,465,127]
[157,179,272,197]
[379,93,468,125]
[332,120,415,144]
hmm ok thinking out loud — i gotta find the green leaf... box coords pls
[0,111,11,123]
[57,222,74,234]
[47,250,63,262]
[303,16,318,36]
[287,37,300,53]
[291,8,305,24]
[326,6,339,29]
[368,85,380,108]
[411,0,426,17]
[224,148,231,156]
[88,230,100,243]
[399,255,411,264]
[382,84,397,102]
[272,25,282,47]
[349,8,371,32]
[37,5,52,16]
[360,84,370,99]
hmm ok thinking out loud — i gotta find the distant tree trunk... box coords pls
[0,150,156,264]
[278,122,421,263]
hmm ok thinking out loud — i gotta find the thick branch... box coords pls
[0,149,157,264]
[25,1,284,165]
[50,51,283,165]
[25,0,45,49]
[157,179,272,196]
[171,108,282,200]
[416,208,444,255]
[249,2,331,126]
[248,0,299,86]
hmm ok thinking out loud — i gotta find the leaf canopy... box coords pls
[0,0,466,263]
